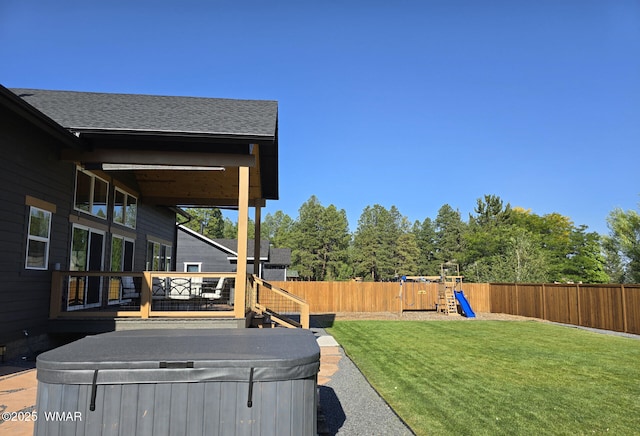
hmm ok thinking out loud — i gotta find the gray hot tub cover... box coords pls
[37,328,320,385]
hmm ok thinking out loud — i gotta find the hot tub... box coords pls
[35,328,320,435]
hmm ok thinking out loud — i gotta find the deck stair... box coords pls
[249,312,273,328]
[249,276,309,329]
[253,304,302,329]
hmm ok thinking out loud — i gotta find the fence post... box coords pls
[541,283,546,321]
[576,283,582,326]
[515,283,519,315]
[621,284,628,333]
[487,283,494,313]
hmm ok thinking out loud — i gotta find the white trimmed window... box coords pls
[184,262,202,272]
[25,206,52,270]
[113,188,137,228]
[74,168,109,219]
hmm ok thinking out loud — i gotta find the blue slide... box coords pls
[454,290,476,318]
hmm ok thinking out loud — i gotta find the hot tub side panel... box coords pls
[35,376,317,436]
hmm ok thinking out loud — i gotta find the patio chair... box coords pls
[121,276,140,300]
[168,277,193,300]
[201,277,224,300]
[151,277,167,299]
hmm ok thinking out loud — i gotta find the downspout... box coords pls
[172,207,193,271]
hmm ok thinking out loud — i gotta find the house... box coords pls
[0,85,288,360]
[176,225,291,281]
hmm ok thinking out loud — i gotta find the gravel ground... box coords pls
[312,311,535,323]
[319,345,414,435]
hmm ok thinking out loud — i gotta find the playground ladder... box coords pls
[438,283,458,315]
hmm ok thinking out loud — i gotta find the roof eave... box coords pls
[73,128,275,144]
[178,225,238,255]
[1,85,83,149]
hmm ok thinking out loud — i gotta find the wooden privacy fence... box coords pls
[269,281,490,314]
[490,283,640,335]
[270,281,640,335]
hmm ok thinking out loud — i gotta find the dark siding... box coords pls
[136,204,177,270]
[176,228,284,276]
[0,106,178,349]
[176,229,237,272]
[0,104,75,345]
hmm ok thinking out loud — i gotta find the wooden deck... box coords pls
[48,272,309,332]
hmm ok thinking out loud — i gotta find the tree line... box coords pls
[182,194,640,283]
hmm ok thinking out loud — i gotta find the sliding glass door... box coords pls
[68,225,105,310]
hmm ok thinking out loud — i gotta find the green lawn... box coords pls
[326,320,640,435]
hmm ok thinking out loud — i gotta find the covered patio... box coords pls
[15,89,307,330]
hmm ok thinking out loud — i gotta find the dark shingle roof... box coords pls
[178,227,290,266]
[10,88,277,138]
[213,239,271,259]
[0,85,81,148]
[213,239,290,265]
[269,248,292,265]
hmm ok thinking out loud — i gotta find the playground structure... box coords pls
[402,263,476,317]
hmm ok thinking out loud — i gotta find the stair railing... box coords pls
[249,275,310,329]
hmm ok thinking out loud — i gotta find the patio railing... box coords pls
[50,271,310,329]
[50,271,239,319]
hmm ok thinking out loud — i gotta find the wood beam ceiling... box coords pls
[62,144,266,208]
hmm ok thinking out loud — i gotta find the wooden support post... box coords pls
[301,303,310,329]
[235,166,249,319]
[141,272,151,319]
[254,205,262,278]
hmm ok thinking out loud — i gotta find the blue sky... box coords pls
[2,0,639,234]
